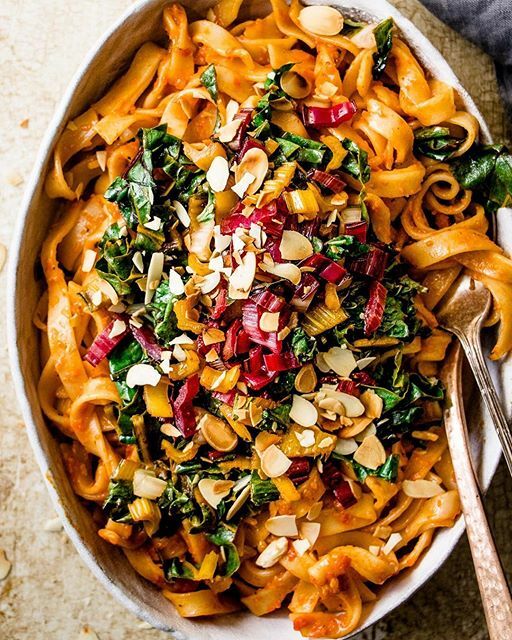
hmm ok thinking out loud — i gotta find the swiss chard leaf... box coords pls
[147,279,181,343]
[341,139,371,183]
[200,64,218,101]
[260,404,291,432]
[103,480,134,521]
[196,186,216,224]
[336,453,399,483]
[372,18,394,79]
[453,144,512,211]
[207,524,241,576]
[290,327,318,363]
[324,234,370,261]
[414,126,464,161]
[267,371,298,400]
[250,471,279,506]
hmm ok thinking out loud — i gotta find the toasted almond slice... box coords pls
[260,261,302,285]
[357,356,376,369]
[265,515,298,537]
[354,422,376,442]
[260,444,292,478]
[295,429,316,448]
[169,334,195,345]
[203,327,225,346]
[132,251,144,273]
[353,434,386,470]
[168,268,185,296]
[226,484,251,520]
[161,423,181,437]
[126,364,161,388]
[315,352,330,373]
[318,437,334,449]
[144,216,161,231]
[235,148,268,195]
[279,230,313,261]
[382,532,402,555]
[292,538,311,557]
[360,389,384,420]
[217,118,243,143]
[350,23,377,48]
[109,319,126,339]
[200,271,221,295]
[145,252,164,304]
[82,249,97,273]
[402,479,444,499]
[323,346,357,377]
[198,478,233,509]
[206,156,230,192]
[98,279,119,305]
[295,364,317,393]
[260,311,280,332]
[229,251,256,299]
[255,537,289,568]
[336,391,365,417]
[173,200,190,227]
[290,395,318,428]
[232,171,256,198]
[300,521,321,547]
[369,545,381,557]
[298,5,344,36]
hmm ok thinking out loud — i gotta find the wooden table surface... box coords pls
[0,1,511,638]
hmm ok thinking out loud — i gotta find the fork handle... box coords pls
[443,345,512,639]
[456,329,512,477]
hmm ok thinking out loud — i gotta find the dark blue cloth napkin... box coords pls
[420,0,512,117]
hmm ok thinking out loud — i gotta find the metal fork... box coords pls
[437,274,512,475]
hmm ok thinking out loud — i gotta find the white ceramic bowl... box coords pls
[7,1,508,638]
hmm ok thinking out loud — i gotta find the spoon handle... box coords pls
[456,328,512,477]
[443,345,512,639]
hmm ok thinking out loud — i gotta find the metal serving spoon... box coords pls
[441,342,512,639]
[437,274,512,476]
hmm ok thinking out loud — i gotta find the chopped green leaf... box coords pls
[200,64,218,101]
[250,471,279,506]
[290,327,318,363]
[414,126,464,161]
[372,18,394,79]
[341,138,371,183]
[260,404,292,432]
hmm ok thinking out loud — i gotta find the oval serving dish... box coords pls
[7,0,509,637]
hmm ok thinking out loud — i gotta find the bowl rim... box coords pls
[6,0,500,637]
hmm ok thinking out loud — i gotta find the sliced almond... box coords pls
[360,389,384,420]
[323,346,357,377]
[369,545,381,557]
[259,311,280,332]
[109,319,126,339]
[132,251,144,273]
[295,429,316,448]
[260,261,302,285]
[161,423,181,438]
[198,478,233,509]
[265,515,298,537]
[217,118,243,143]
[126,364,161,388]
[402,479,444,499]
[144,216,161,231]
[336,392,365,417]
[98,279,119,305]
[298,5,344,36]
[255,537,289,568]
[232,171,256,198]
[168,269,185,295]
[82,249,97,273]
[144,252,164,304]
[290,395,318,428]
[354,422,376,442]
[356,356,376,370]
[235,148,269,195]
[198,412,238,452]
[300,521,321,547]
[279,230,313,261]
[226,484,251,520]
[292,538,311,557]
[315,352,330,373]
[200,271,221,295]
[260,444,292,478]
[280,70,311,99]
[382,532,402,555]
[295,364,317,393]
[229,251,256,299]
[206,156,230,192]
[353,434,386,470]
[173,200,190,227]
